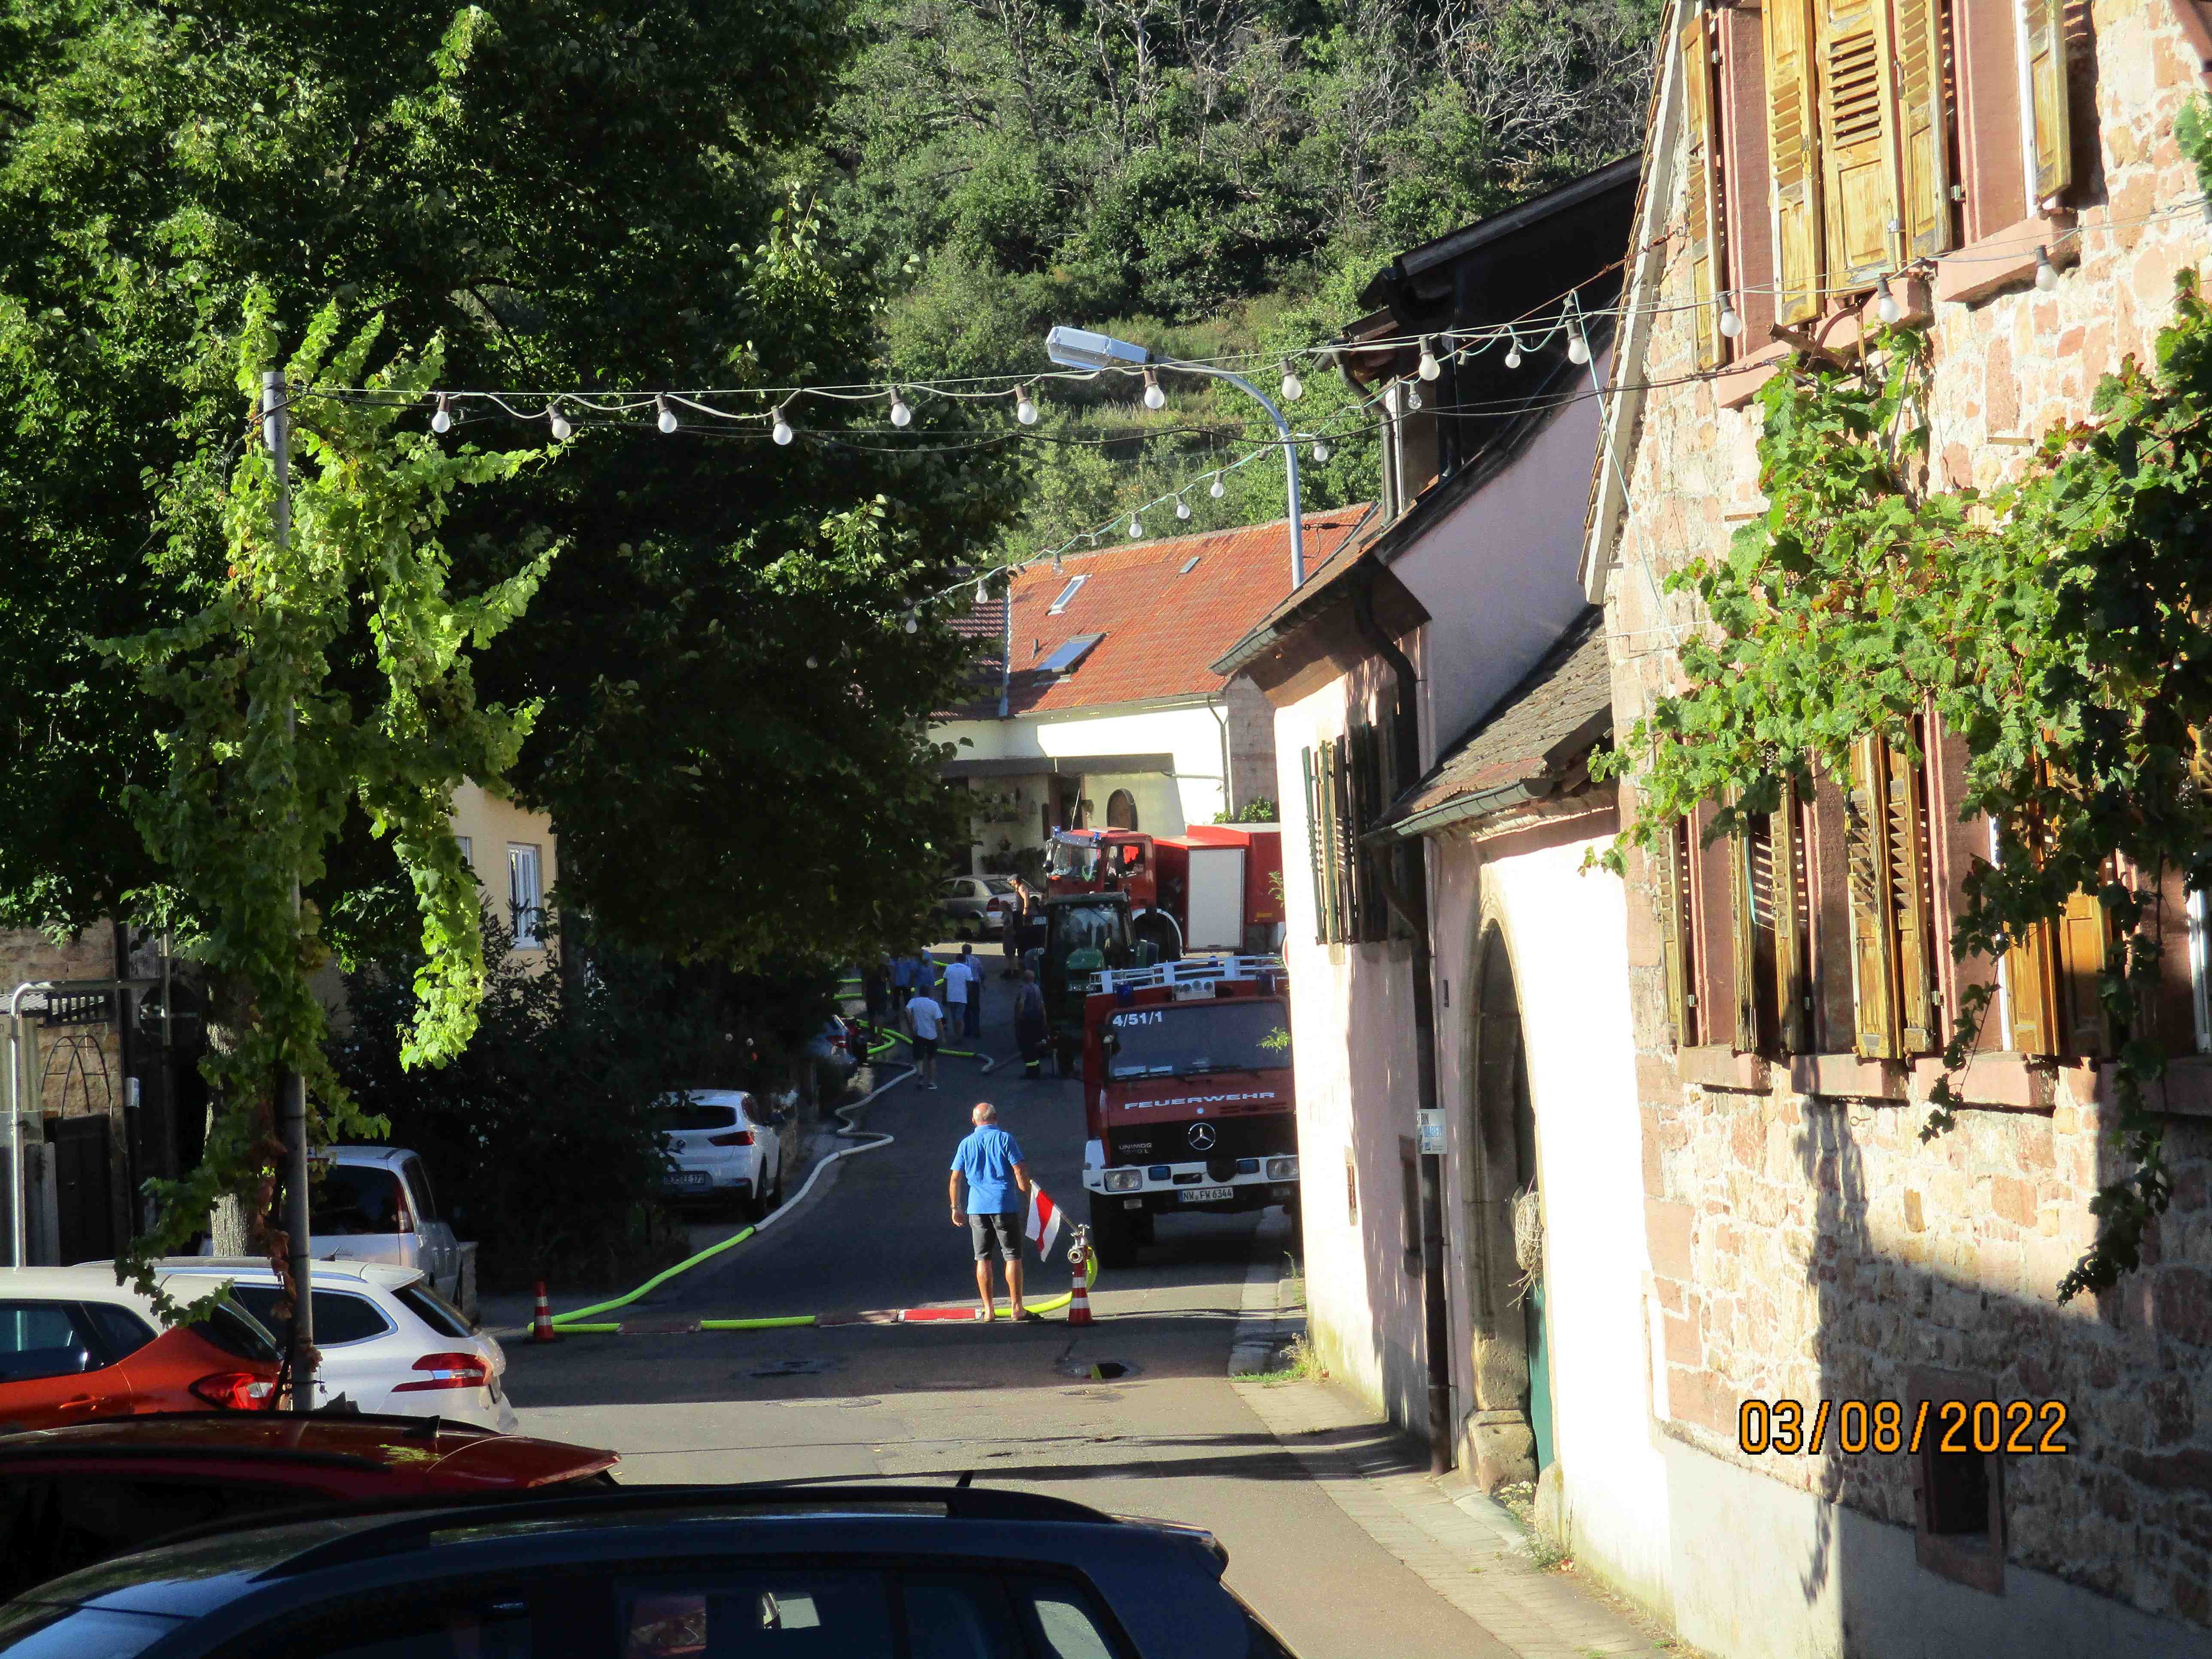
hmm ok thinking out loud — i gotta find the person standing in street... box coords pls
[910,947,939,1006]
[906,983,946,1091]
[945,944,982,1042]
[891,950,916,1010]
[862,954,893,1039]
[1014,969,1048,1079]
[949,1101,1034,1322]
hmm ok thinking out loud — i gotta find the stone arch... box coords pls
[1459,908,1545,1491]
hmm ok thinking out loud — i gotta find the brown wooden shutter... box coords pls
[1657,816,1696,1047]
[1773,784,1813,1054]
[1683,0,1726,370]
[1328,739,1359,943]
[1815,0,1902,286]
[2006,915,2060,1054]
[1729,815,1760,1051]
[1847,736,1902,1058]
[1765,0,1825,325]
[1314,740,1340,943]
[2023,0,2072,202]
[2055,884,2113,1055]
[1892,0,1954,259]
[1301,746,1328,946]
[1885,741,1938,1052]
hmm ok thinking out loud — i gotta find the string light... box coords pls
[903,610,918,634]
[1418,337,1441,381]
[431,394,452,434]
[806,654,820,668]
[889,388,913,428]
[1279,361,1304,402]
[1142,368,1166,411]
[975,577,988,602]
[1015,384,1039,425]
[2035,246,2059,291]
[1175,495,1191,520]
[1567,325,1590,366]
[772,404,795,446]
[549,404,572,442]
[1504,335,1523,370]
[1406,381,1424,412]
[1209,475,1225,499]
[656,395,678,434]
[1718,302,1743,340]
[1876,286,1902,326]
[1127,514,1143,538]
[1312,438,1331,462]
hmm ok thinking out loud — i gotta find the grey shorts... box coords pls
[969,1212,1020,1261]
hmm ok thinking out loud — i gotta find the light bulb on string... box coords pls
[1504,335,1523,370]
[1175,495,1191,520]
[903,610,919,635]
[1052,549,1064,573]
[889,388,913,428]
[1875,285,1902,325]
[975,578,988,603]
[2034,246,2059,291]
[805,654,820,669]
[549,403,573,442]
[1312,437,1331,462]
[1142,368,1166,411]
[1015,384,1039,425]
[656,395,678,434]
[1279,360,1304,402]
[1406,380,1424,413]
[1417,337,1441,381]
[772,404,795,446]
[1718,302,1743,340]
[1567,325,1590,366]
[1127,515,1142,539]
[431,394,453,434]
[1209,475,1225,499]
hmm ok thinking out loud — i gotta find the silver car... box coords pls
[936,875,1027,939]
[201,1147,465,1308]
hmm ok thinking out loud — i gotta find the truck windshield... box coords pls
[1104,998,1291,1079]
[1047,839,1100,882]
[1051,902,1124,957]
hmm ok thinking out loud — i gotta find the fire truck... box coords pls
[1045,823,1284,964]
[1078,954,1298,1266]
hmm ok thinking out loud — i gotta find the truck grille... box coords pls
[1109,1113,1296,1165]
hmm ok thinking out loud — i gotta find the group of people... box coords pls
[860,944,989,1091]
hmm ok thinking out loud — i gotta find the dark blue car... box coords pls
[0,1484,1297,1657]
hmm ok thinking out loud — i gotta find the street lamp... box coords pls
[1045,326,1307,586]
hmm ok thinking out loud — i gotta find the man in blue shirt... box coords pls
[948,1102,1035,1322]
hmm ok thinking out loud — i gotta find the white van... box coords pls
[201,1147,462,1307]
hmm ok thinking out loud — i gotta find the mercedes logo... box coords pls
[1187,1122,1217,1151]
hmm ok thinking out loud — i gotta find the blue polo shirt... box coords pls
[951,1125,1026,1214]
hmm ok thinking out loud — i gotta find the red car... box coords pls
[0,1266,282,1432]
[0,1411,619,1597]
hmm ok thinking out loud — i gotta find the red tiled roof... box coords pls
[957,511,1369,719]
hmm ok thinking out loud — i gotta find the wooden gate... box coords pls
[46,1116,115,1265]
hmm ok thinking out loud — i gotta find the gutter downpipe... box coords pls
[6,983,33,1268]
[1349,572,1452,1474]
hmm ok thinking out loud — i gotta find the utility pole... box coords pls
[263,369,316,1410]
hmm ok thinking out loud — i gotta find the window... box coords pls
[1105,790,1138,830]
[0,1303,102,1382]
[456,834,473,868]
[1655,815,1699,1046]
[402,1156,441,1222]
[1726,786,1814,1054]
[1177,556,1201,575]
[1344,1146,1359,1222]
[308,1164,407,1235]
[1036,634,1102,674]
[228,1286,395,1349]
[1046,575,1088,614]
[81,1302,156,1360]
[1844,733,1939,1059]
[1909,1366,2006,1594]
[508,842,543,948]
[1299,723,1402,947]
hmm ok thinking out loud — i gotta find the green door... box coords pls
[1525,1276,1553,1472]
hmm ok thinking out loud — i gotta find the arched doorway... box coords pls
[1106,789,1138,830]
[1462,923,1546,1490]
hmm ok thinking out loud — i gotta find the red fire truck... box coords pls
[1045,824,1284,964]
[1078,955,1298,1265]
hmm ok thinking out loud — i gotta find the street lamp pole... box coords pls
[1044,327,1306,587]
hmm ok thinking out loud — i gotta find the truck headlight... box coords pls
[1266,1157,1299,1180]
[1103,1169,1143,1192]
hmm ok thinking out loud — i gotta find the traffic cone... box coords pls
[532,1281,559,1343]
[1066,1253,1094,1326]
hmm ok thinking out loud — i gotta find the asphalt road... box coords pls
[504,957,1519,1658]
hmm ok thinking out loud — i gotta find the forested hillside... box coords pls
[802,0,1662,554]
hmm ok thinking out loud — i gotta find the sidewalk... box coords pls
[1228,1224,1671,1659]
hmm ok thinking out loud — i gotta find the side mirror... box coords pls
[1101,1031,1120,1055]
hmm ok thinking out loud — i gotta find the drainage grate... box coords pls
[1054,1358,1137,1381]
[742,1357,842,1379]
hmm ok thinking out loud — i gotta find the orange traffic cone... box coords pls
[1066,1253,1094,1326]
[532,1281,559,1343]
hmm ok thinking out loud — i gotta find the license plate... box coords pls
[665,1171,711,1191]
[1179,1185,1234,1204]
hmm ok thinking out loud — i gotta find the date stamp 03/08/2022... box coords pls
[1737,1398,2073,1457]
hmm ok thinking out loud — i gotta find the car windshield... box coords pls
[655,1101,741,1132]
[1104,998,1292,1079]
[1048,902,1123,957]
[190,1300,281,1364]
[1046,838,1100,882]
[308,1164,404,1236]
[984,878,1019,894]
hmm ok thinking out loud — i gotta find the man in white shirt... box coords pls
[906,989,946,1091]
[944,945,982,1042]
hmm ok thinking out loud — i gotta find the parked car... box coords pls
[0,1267,280,1434]
[653,1091,784,1220]
[935,875,1028,939]
[152,1259,515,1434]
[0,1483,1297,1657]
[0,1413,618,1601]
[194,1146,466,1308]
[806,1014,861,1076]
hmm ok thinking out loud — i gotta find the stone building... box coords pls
[1580,1,2212,1652]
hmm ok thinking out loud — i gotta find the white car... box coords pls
[156,1258,516,1434]
[656,1090,784,1219]
[201,1146,465,1307]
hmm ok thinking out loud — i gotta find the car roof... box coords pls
[660,1088,752,1105]
[0,1413,614,1489]
[154,1259,424,1292]
[0,1264,158,1304]
[321,1146,411,1169]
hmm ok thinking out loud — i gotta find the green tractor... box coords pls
[1031,893,1140,1076]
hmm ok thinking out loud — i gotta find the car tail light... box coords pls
[393,1351,493,1392]
[707,1129,754,1146]
[191,1371,279,1411]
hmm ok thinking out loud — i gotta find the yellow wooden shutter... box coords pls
[2055,884,2112,1055]
[1885,741,1937,1052]
[1773,786,1812,1054]
[2023,0,2072,203]
[1891,0,1954,259]
[1847,736,1902,1058]
[1683,1,1725,369]
[1315,739,1342,943]
[1301,747,1328,946]
[2007,917,2060,1054]
[1657,816,1695,1047]
[1814,0,1901,286]
[1765,0,1824,325]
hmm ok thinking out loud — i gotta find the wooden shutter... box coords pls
[1773,784,1813,1054]
[1884,741,1938,1052]
[1301,747,1328,945]
[2055,884,2113,1055]
[1657,816,1696,1047]
[2023,0,2071,202]
[1846,736,1902,1058]
[2006,915,2061,1054]
[1765,0,1825,325]
[1814,0,1901,286]
[1683,0,1726,369]
[1324,738,1357,943]
[1892,0,1954,258]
